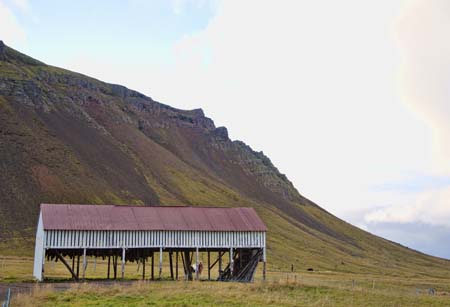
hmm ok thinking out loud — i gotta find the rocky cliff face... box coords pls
[0,40,307,235]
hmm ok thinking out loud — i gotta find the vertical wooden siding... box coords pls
[44,230,266,249]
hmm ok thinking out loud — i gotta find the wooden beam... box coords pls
[195,247,199,281]
[55,251,78,281]
[207,251,211,281]
[263,247,266,281]
[230,248,234,277]
[175,251,179,280]
[219,251,222,274]
[187,251,193,281]
[159,247,163,279]
[113,255,117,279]
[151,253,154,280]
[180,252,186,280]
[76,255,80,279]
[142,257,145,280]
[209,251,224,270]
[82,248,87,280]
[121,248,126,280]
[182,251,193,281]
[107,255,110,279]
[169,252,174,280]
[263,261,266,281]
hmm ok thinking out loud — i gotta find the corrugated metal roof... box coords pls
[40,204,267,231]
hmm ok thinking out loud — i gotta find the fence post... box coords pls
[3,288,11,307]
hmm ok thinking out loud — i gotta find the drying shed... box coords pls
[33,204,267,282]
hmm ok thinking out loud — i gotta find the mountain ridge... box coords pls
[1,41,450,277]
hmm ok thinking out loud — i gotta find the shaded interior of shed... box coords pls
[44,247,265,282]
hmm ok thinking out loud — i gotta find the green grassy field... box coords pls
[2,256,450,306]
[10,275,450,307]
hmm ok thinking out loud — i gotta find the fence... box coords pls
[1,288,10,307]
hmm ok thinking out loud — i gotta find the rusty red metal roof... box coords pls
[40,204,267,231]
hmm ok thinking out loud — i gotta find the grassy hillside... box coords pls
[1,40,450,279]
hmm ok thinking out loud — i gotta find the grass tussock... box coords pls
[11,277,450,307]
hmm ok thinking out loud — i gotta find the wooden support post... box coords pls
[142,257,146,280]
[82,248,87,280]
[107,255,111,279]
[238,249,242,270]
[181,252,186,280]
[230,248,234,276]
[195,247,199,281]
[263,262,266,281]
[207,251,211,280]
[55,252,78,281]
[169,252,174,280]
[113,255,117,279]
[76,255,80,279]
[159,247,163,279]
[263,247,266,281]
[72,256,75,273]
[121,248,126,280]
[209,251,223,270]
[151,253,154,280]
[183,251,193,281]
[175,251,179,280]
[219,251,223,274]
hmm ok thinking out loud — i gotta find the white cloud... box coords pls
[154,0,433,217]
[396,0,450,174]
[11,0,29,13]
[172,0,184,15]
[171,0,217,15]
[365,186,450,226]
[361,0,450,231]
[0,1,27,46]
[363,222,450,258]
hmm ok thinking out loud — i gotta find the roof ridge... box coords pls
[41,203,252,209]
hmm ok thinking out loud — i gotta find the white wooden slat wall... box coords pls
[44,230,266,249]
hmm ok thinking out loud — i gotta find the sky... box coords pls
[2,0,450,258]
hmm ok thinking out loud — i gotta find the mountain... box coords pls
[0,41,449,277]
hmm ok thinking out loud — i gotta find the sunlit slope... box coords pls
[0,40,449,277]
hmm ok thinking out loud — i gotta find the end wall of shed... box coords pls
[33,212,44,281]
